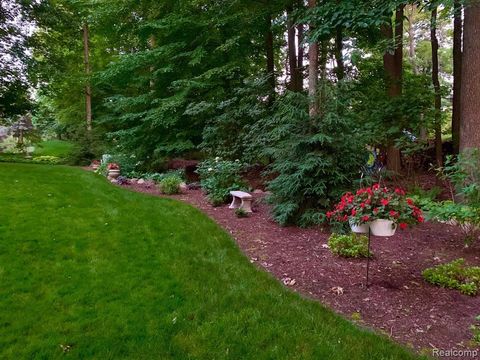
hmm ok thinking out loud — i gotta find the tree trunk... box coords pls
[460,1,480,151]
[431,7,443,167]
[266,13,275,99]
[383,6,404,174]
[297,21,304,90]
[82,22,92,132]
[407,5,416,72]
[335,26,345,81]
[308,0,319,117]
[287,4,300,91]
[452,0,463,154]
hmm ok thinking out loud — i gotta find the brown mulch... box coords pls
[117,179,480,358]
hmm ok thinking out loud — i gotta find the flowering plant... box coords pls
[107,162,120,170]
[327,184,424,229]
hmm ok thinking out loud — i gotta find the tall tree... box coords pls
[287,3,301,91]
[460,0,480,150]
[452,0,462,154]
[82,22,92,132]
[430,6,443,166]
[334,0,345,81]
[383,5,404,174]
[308,0,319,117]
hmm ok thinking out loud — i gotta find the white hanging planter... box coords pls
[349,219,370,234]
[370,219,397,237]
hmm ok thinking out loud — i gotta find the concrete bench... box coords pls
[229,191,253,213]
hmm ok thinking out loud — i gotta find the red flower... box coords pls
[380,198,389,206]
[399,222,408,230]
[395,188,405,195]
[360,202,366,208]
[373,207,379,214]
[326,211,333,219]
[389,210,398,217]
[407,198,414,206]
[351,208,357,216]
[372,184,380,190]
[417,216,425,223]
[361,215,370,222]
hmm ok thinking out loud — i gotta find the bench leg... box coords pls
[240,199,253,213]
[229,196,241,209]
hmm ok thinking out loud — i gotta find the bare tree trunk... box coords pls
[287,4,300,91]
[452,0,463,154]
[335,0,345,81]
[308,0,319,117]
[82,23,92,132]
[266,13,275,100]
[297,21,304,90]
[149,34,156,89]
[460,1,480,151]
[407,5,416,71]
[383,6,404,174]
[335,26,345,81]
[431,7,443,167]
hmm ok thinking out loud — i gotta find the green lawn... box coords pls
[33,139,74,158]
[0,163,422,359]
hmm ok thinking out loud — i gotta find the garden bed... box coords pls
[121,180,480,357]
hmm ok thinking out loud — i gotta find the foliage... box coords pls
[328,233,371,258]
[471,315,480,345]
[442,149,480,206]
[197,157,247,204]
[260,89,367,227]
[234,208,249,218]
[328,184,424,229]
[158,173,183,195]
[0,163,420,359]
[32,155,60,164]
[423,200,480,244]
[422,258,480,296]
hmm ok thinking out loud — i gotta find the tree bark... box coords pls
[382,6,404,174]
[82,22,92,132]
[335,26,345,81]
[286,4,300,91]
[308,0,319,117]
[431,7,443,167]
[297,21,304,90]
[460,1,480,151]
[452,0,463,154]
[266,13,276,99]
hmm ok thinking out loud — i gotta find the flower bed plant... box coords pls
[328,233,371,258]
[197,157,247,204]
[327,184,424,230]
[422,258,480,296]
[158,174,183,195]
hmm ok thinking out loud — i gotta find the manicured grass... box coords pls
[33,139,74,158]
[0,163,422,359]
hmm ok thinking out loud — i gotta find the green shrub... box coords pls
[159,174,183,195]
[422,259,480,296]
[328,233,371,258]
[32,155,60,164]
[235,208,249,218]
[258,89,366,227]
[471,315,480,345]
[197,158,247,204]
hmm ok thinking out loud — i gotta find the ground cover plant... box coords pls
[328,233,371,258]
[422,258,480,296]
[0,163,422,359]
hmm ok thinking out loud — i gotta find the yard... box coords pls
[0,163,419,359]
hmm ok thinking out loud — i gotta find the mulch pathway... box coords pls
[118,180,480,358]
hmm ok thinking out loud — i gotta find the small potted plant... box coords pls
[91,160,101,170]
[107,163,121,179]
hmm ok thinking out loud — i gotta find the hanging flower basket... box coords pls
[349,219,370,234]
[370,219,397,237]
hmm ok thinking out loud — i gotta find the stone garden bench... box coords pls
[229,191,253,213]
